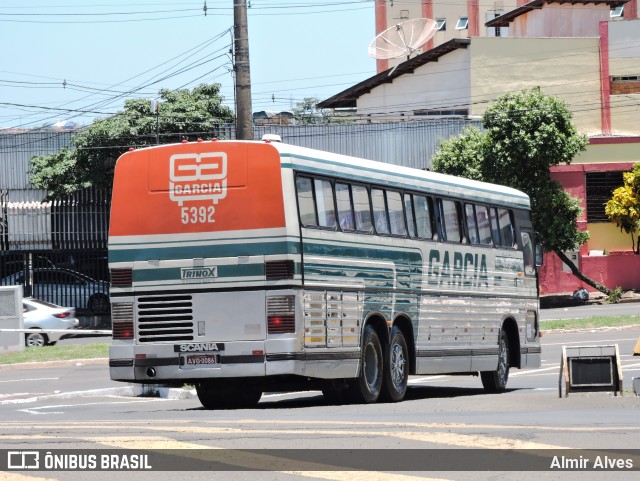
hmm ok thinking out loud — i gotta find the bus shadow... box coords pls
[186,386,519,411]
[252,385,517,410]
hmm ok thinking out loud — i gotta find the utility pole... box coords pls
[233,0,254,140]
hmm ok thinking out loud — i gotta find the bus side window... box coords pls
[498,208,515,248]
[440,199,462,243]
[413,195,433,239]
[387,191,406,236]
[465,204,479,245]
[476,205,492,245]
[404,194,416,238]
[296,176,317,227]
[489,207,501,246]
[314,179,336,229]
[335,183,355,231]
[371,188,390,235]
[352,185,374,234]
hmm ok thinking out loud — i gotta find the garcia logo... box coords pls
[169,152,227,207]
[181,266,218,280]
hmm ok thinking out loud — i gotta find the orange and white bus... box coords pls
[108,138,541,408]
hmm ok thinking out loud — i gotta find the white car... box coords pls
[23,298,79,347]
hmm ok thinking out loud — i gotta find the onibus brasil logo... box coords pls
[169,152,227,225]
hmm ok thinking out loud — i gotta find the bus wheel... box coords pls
[481,329,510,393]
[196,382,262,409]
[381,326,408,402]
[347,324,383,404]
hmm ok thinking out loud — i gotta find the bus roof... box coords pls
[266,141,531,209]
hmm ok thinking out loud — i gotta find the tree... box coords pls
[29,84,234,198]
[291,97,331,124]
[605,163,640,254]
[432,87,615,296]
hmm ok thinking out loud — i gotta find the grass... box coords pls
[540,315,640,331]
[0,342,108,365]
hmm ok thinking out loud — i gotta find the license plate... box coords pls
[182,354,219,367]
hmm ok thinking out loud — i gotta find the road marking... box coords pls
[0,377,59,383]
[510,366,558,376]
[17,397,167,415]
[80,436,449,480]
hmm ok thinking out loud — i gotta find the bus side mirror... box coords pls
[535,245,544,266]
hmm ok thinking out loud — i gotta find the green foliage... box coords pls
[432,127,485,180]
[29,84,234,198]
[292,97,351,125]
[606,286,623,304]
[605,163,640,254]
[432,87,589,254]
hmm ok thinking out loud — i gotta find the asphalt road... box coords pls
[1,326,639,480]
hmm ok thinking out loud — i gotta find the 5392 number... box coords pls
[181,206,215,224]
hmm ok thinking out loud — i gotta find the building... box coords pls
[321,0,640,295]
[374,0,639,72]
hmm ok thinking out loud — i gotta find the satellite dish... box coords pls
[368,18,437,61]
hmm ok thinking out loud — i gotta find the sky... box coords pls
[0,0,377,130]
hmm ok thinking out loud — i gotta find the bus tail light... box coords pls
[267,296,296,334]
[112,302,134,339]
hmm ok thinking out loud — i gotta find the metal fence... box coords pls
[0,188,110,319]
[0,249,109,316]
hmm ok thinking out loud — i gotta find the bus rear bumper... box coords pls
[109,343,359,383]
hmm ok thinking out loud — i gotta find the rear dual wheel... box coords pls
[346,325,383,403]
[381,326,408,402]
[347,324,409,404]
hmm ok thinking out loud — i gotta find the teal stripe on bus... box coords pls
[303,240,423,264]
[134,263,264,283]
[108,240,299,263]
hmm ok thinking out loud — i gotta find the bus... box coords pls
[108,138,541,409]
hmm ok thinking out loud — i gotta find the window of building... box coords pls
[436,18,446,31]
[400,10,410,19]
[610,6,624,18]
[486,11,508,37]
[456,17,468,30]
[586,171,624,222]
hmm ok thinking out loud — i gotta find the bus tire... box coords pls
[380,326,408,402]
[481,329,510,393]
[347,324,383,404]
[196,381,262,409]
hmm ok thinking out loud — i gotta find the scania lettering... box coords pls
[108,140,542,409]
